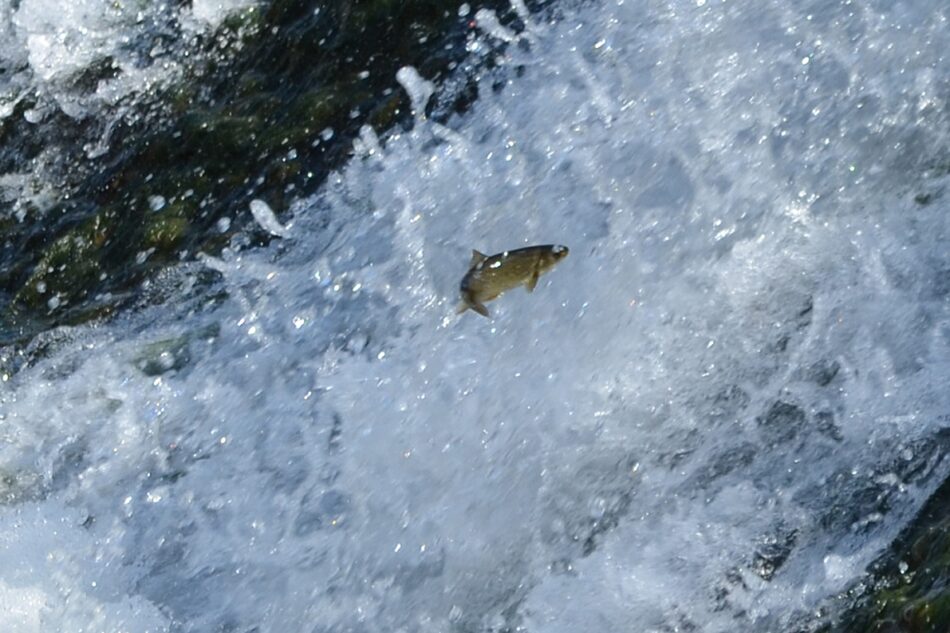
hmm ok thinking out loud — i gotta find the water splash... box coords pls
[0,0,948,632]
[396,65,435,122]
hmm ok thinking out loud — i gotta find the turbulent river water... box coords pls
[1,1,949,632]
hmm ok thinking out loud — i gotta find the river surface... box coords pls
[1,1,949,632]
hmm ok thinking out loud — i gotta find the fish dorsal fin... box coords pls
[469,249,487,268]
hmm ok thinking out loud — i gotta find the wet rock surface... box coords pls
[830,439,950,633]
[1,0,528,348]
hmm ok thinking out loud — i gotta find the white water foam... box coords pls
[0,0,258,122]
[250,198,290,237]
[1,1,949,632]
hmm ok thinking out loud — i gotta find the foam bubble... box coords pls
[190,0,256,26]
[249,199,289,237]
[1,0,256,121]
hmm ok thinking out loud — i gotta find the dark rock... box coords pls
[815,410,843,442]
[757,401,807,446]
[751,527,799,581]
[294,488,350,536]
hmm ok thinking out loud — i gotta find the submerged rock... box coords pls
[831,432,950,633]
[133,323,220,376]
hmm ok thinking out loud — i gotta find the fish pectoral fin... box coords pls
[457,300,491,318]
[525,270,540,292]
[469,249,488,268]
[471,302,491,318]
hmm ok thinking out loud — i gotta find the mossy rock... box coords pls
[134,334,191,376]
[863,589,950,633]
[289,86,346,130]
[899,592,950,633]
[14,211,112,310]
[835,458,950,633]
[181,113,263,159]
[144,211,191,253]
[133,323,219,376]
[220,4,265,34]
[3,0,527,346]
[367,90,405,130]
[169,83,200,115]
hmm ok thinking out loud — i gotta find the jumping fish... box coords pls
[457,244,569,318]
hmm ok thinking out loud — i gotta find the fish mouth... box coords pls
[552,244,569,258]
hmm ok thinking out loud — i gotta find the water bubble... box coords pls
[148,195,166,212]
[249,199,289,237]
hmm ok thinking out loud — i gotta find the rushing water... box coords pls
[2,0,949,632]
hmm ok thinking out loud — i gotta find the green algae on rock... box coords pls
[13,211,112,311]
